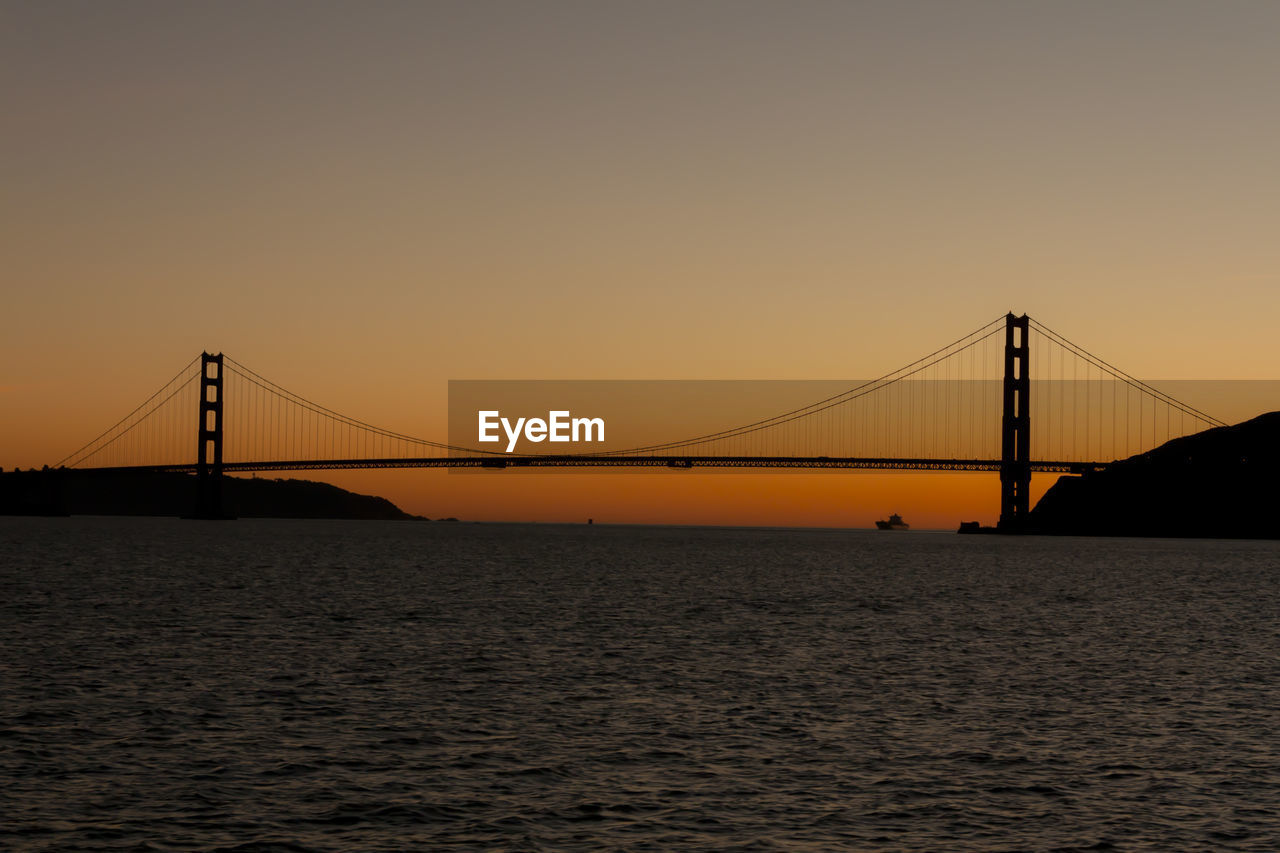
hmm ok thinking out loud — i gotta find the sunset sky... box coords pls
[4,1,1278,527]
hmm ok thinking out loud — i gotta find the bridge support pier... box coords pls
[192,352,233,519]
[998,313,1030,531]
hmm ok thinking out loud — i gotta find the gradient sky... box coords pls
[4,1,1278,526]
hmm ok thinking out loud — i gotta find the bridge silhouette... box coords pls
[55,314,1224,529]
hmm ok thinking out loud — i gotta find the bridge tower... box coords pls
[998,313,1031,530]
[193,352,230,518]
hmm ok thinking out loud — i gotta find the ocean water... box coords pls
[3,518,1279,851]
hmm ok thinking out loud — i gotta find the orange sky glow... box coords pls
[4,2,1279,527]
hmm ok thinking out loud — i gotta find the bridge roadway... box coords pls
[81,456,1110,475]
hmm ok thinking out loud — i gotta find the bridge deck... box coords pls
[75,456,1109,475]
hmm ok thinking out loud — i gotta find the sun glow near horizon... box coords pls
[4,2,1280,524]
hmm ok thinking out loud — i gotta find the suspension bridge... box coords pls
[53,314,1225,529]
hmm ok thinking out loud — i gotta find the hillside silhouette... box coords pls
[1030,411,1280,539]
[0,469,425,520]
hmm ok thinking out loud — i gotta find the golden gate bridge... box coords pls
[53,314,1225,529]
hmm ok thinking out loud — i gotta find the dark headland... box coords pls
[1029,411,1280,539]
[0,469,426,520]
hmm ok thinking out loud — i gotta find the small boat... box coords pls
[875,513,910,531]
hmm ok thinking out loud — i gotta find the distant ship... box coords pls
[875,513,910,531]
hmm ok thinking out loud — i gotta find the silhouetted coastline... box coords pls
[0,469,426,520]
[1029,411,1280,539]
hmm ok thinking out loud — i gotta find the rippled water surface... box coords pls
[4,517,1280,850]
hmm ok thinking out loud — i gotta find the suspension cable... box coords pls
[55,356,202,467]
